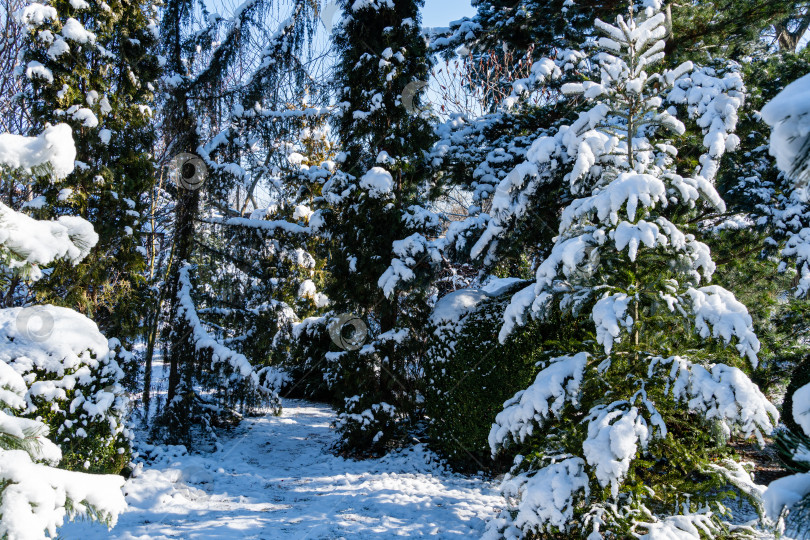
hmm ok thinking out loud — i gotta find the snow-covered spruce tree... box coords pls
[484,4,778,537]
[314,0,437,453]
[155,0,321,443]
[0,126,127,535]
[17,0,161,343]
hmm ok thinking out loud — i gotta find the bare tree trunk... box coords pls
[775,11,810,52]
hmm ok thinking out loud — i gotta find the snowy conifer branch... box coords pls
[176,263,284,400]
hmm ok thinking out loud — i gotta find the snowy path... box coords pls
[61,399,501,539]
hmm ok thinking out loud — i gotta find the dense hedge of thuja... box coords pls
[424,280,581,471]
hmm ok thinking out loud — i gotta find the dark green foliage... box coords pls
[424,280,594,472]
[664,1,793,62]
[11,351,130,474]
[20,0,161,343]
[424,281,543,470]
[775,426,810,473]
[275,315,335,402]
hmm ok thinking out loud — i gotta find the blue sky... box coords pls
[421,0,475,28]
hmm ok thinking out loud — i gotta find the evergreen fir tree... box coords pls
[17,0,161,343]
[482,4,778,536]
[314,0,439,453]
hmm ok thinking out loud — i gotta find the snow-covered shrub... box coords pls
[481,3,778,537]
[0,304,130,475]
[0,361,127,539]
[276,314,336,401]
[0,123,127,536]
[334,395,400,456]
[424,278,579,470]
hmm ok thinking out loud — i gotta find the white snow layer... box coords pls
[0,305,111,369]
[793,382,810,436]
[649,356,777,444]
[0,124,76,178]
[359,166,394,199]
[0,204,98,278]
[0,449,126,540]
[59,399,501,539]
[761,72,810,180]
[687,285,760,366]
[489,353,588,451]
[764,472,810,521]
[582,405,652,498]
[499,457,589,534]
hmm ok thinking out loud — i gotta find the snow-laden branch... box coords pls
[199,216,310,235]
[489,353,588,451]
[177,264,285,396]
[0,124,76,178]
[648,356,777,443]
[0,203,98,278]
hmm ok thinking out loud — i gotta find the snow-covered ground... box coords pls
[60,399,501,539]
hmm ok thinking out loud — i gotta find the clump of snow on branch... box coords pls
[648,356,777,443]
[359,167,394,199]
[793,383,810,436]
[592,293,632,354]
[489,458,590,537]
[761,73,810,298]
[0,124,76,178]
[582,404,656,497]
[761,72,810,184]
[489,353,588,450]
[686,286,760,366]
[0,125,98,279]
